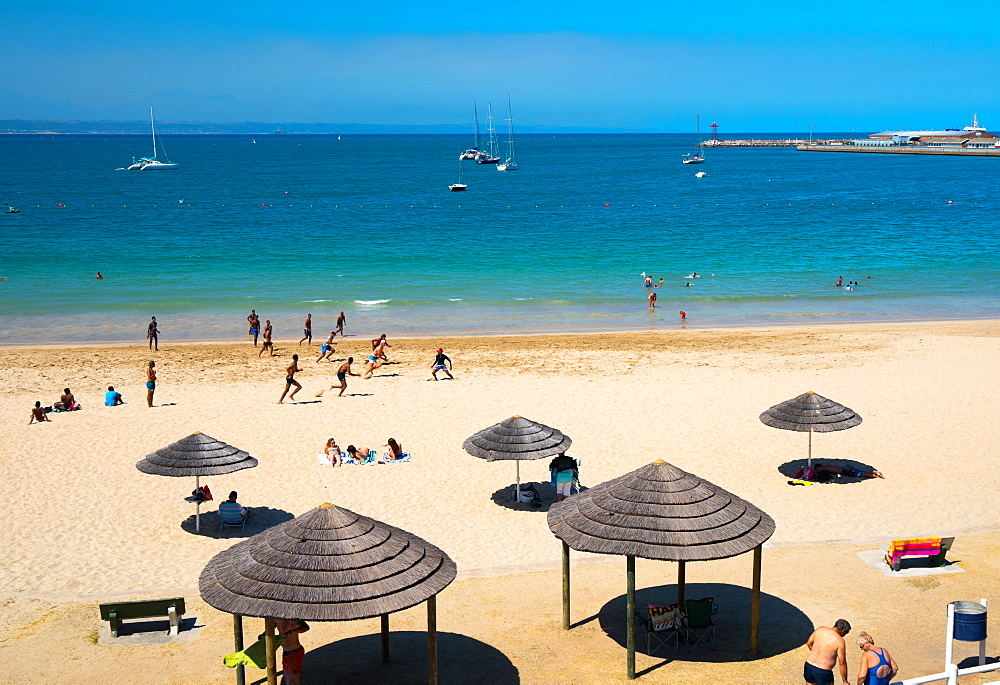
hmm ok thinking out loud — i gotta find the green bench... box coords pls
[99,597,186,637]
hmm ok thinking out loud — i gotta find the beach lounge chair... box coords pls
[683,597,716,651]
[218,502,250,532]
[638,604,681,655]
[885,536,954,571]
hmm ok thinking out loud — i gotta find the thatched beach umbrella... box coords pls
[463,415,572,503]
[200,502,456,685]
[548,460,775,679]
[759,391,862,467]
[136,432,258,532]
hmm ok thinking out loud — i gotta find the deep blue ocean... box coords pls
[1,133,999,343]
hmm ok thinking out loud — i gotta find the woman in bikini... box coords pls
[322,438,342,467]
[384,437,403,462]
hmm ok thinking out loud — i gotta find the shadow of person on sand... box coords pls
[180,506,294,538]
[594,582,813,675]
[489,481,589,513]
[778,458,882,484]
[285,631,519,685]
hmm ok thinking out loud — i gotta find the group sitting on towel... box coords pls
[317,436,410,466]
[795,463,884,482]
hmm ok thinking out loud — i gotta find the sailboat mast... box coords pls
[150,107,157,158]
[473,102,480,149]
[506,94,515,160]
[487,103,496,157]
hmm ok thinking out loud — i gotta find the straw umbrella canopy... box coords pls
[759,391,862,467]
[136,432,258,532]
[463,415,572,502]
[200,503,456,685]
[548,460,775,679]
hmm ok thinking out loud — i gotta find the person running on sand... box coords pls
[299,314,312,346]
[258,320,274,357]
[648,291,656,308]
[322,358,358,397]
[316,332,337,363]
[248,310,260,347]
[275,618,310,685]
[334,311,346,337]
[278,354,303,403]
[146,361,157,408]
[804,619,851,685]
[856,632,898,685]
[29,401,51,424]
[430,349,453,380]
[371,334,391,360]
[147,316,159,351]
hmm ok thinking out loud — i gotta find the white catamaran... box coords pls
[497,95,518,171]
[127,108,178,170]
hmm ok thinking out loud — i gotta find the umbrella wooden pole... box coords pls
[750,544,762,658]
[195,476,201,533]
[807,430,812,469]
[264,618,277,685]
[233,614,245,685]
[677,560,686,609]
[427,595,438,685]
[562,541,571,630]
[516,461,521,503]
[381,613,390,663]
[626,555,636,680]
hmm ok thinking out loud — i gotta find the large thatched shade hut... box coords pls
[548,460,775,679]
[463,415,572,502]
[136,432,258,532]
[759,391,862,467]
[200,503,456,685]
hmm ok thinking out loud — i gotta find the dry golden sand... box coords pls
[1,320,999,683]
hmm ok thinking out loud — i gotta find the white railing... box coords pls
[897,599,997,684]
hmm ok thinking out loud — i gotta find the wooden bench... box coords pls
[885,537,954,572]
[99,597,186,637]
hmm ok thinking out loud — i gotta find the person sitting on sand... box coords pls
[813,463,884,479]
[54,387,80,411]
[316,332,337,363]
[29,401,51,424]
[105,386,124,406]
[384,437,403,461]
[857,632,898,685]
[320,438,342,466]
[218,491,248,520]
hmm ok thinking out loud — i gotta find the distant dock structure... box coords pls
[797,115,1000,156]
[700,138,815,148]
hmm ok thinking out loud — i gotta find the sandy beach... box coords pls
[2,320,999,683]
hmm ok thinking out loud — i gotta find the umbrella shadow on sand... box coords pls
[595,582,812,673]
[291,631,519,685]
[490,481,589,513]
[777,458,882,484]
[180,506,294,538]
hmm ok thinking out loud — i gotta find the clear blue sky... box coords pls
[4,1,998,131]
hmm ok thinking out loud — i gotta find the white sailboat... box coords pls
[497,94,518,171]
[460,103,481,160]
[449,160,468,191]
[681,115,705,164]
[477,103,501,164]
[127,108,178,170]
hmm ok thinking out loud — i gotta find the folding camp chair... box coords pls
[683,597,716,651]
[219,507,250,533]
[638,606,681,656]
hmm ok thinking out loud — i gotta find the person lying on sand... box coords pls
[814,463,884,479]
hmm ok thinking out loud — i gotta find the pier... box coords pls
[796,144,1000,157]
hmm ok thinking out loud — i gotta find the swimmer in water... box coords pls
[644,277,652,288]
[96,272,104,280]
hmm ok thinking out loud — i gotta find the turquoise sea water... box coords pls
[1,134,999,343]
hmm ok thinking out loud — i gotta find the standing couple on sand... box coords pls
[804,620,898,685]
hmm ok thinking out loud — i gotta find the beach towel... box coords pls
[223,635,285,669]
[886,537,941,566]
[381,451,411,463]
[317,452,333,466]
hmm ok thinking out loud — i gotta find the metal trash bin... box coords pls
[951,601,988,642]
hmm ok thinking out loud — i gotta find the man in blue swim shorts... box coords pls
[316,332,337,363]
[803,619,850,685]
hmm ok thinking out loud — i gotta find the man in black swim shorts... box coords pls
[278,354,302,403]
[803,619,850,684]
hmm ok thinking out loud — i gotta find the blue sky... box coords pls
[4,1,998,131]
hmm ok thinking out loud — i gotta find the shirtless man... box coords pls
[248,310,260,347]
[363,341,388,378]
[648,291,656,308]
[334,311,346,337]
[146,361,157,408]
[316,332,337,363]
[317,357,358,397]
[258,320,274,357]
[147,316,159,351]
[29,401,51,424]
[275,618,310,685]
[804,619,851,685]
[371,333,391,361]
[298,314,312,346]
[278,354,303,403]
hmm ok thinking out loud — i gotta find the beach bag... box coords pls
[647,604,682,631]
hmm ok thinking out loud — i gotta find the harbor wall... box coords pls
[796,144,1000,157]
